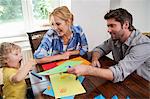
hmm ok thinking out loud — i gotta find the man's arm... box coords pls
[67,65,114,81]
[109,44,150,82]
[92,39,112,67]
[88,66,114,80]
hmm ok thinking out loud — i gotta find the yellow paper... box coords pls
[50,73,86,98]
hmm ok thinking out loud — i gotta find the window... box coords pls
[0,0,24,38]
[0,0,71,38]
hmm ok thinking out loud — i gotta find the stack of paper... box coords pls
[38,61,83,75]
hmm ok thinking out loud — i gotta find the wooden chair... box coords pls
[27,30,49,98]
[27,30,48,53]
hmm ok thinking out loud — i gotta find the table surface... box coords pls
[29,56,150,99]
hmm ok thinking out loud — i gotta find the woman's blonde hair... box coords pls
[0,42,21,67]
[49,6,73,25]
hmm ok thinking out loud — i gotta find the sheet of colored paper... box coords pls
[94,94,105,99]
[50,73,86,98]
[42,62,58,70]
[43,76,85,97]
[38,60,83,75]
[70,57,91,65]
[57,57,91,65]
[43,82,54,97]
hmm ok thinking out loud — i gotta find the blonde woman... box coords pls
[34,6,88,63]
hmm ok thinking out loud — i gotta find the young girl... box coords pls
[0,42,36,99]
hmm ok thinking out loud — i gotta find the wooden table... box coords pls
[30,56,150,99]
[75,56,150,99]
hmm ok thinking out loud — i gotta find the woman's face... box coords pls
[50,15,70,36]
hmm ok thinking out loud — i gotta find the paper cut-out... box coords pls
[47,85,51,90]
[94,94,105,99]
[59,88,67,93]
[38,61,83,75]
[126,96,130,99]
[50,73,86,98]
[42,62,58,70]
[111,95,118,99]
[43,82,54,97]
[61,96,74,99]
[60,75,69,79]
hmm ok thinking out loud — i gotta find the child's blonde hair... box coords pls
[0,42,21,67]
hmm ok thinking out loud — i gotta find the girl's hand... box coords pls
[25,59,37,70]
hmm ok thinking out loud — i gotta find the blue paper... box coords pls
[126,96,130,99]
[43,76,85,98]
[43,82,54,96]
[111,95,118,99]
[61,96,74,99]
[94,94,105,99]
[77,76,85,83]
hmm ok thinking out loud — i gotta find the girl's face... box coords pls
[6,49,22,68]
[50,15,70,36]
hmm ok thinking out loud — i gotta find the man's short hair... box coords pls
[104,8,135,31]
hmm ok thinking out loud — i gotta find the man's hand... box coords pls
[92,59,101,67]
[67,65,91,76]
[92,51,101,67]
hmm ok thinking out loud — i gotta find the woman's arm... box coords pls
[35,53,70,63]
[79,32,88,55]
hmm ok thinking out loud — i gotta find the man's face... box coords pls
[106,18,125,41]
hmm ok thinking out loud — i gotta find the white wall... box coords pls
[71,0,149,59]
[110,0,150,32]
[148,0,150,31]
[71,0,110,51]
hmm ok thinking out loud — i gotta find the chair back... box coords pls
[27,30,48,53]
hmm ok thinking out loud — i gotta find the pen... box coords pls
[61,65,78,80]
[67,66,78,80]
[31,71,42,80]
[75,76,78,80]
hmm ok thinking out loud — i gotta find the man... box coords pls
[67,8,150,83]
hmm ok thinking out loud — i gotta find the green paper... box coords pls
[38,60,83,75]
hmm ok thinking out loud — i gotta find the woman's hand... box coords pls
[61,51,71,60]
